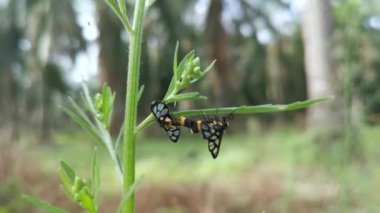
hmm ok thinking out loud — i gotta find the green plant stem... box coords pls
[135,97,331,134]
[123,0,145,212]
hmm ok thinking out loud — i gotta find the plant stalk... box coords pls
[123,0,145,212]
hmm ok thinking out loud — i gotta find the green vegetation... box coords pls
[21,0,325,211]
[18,125,380,212]
[1,0,379,212]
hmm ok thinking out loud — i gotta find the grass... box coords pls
[19,124,380,212]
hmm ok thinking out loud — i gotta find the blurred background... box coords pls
[1,0,380,212]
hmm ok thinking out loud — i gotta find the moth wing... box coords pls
[208,129,224,159]
[151,101,170,122]
[166,126,181,143]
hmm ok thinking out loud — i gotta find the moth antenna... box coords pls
[214,107,219,121]
[227,108,238,121]
[198,109,209,121]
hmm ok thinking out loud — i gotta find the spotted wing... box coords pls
[166,126,181,143]
[201,122,224,159]
[150,101,171,124]
[151,101,181,142]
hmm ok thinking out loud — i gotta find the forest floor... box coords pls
[2,125,380,212]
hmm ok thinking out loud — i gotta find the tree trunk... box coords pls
[0,66,19,143]
[205,0,239,106]
[96,2,126,135]
[266,42,285,124]
[0,1,22,143]
[302,0,342,130]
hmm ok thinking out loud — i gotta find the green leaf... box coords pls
[67,97,95,128]
[173,41,180,83]
[82,85,99,116]
[59,105,104,148]
[172,97,333,117]
[137,85,145,102]
[60,184,74,201]
[91,147,100,210]
[146,0,158,9]
[22,195,68,213]
[60,161,76,184]
[165,92,207,103]
[197,60,216,82]
[164,78,177,99]
[59,170,73,197]
[116,176,144,213]
[135,97,331,133]
[115,122,125,150]
[102,84,111,129]
[105,0,123,19]
[78,189,96,213]
[105,0,133,34]
[118,0,127,17]
[164,50,196,99]
[176,51,195,79]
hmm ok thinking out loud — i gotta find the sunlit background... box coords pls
[1,0,380,212]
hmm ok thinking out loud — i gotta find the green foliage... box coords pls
[164,42,213,103]
[334,0,380,119]
[23,149,100,213]
[60,84,122,181]
[104,0,133,33]
[136,96,330,133]
[94,84,116,130]
[24,0,329,212]
[92,148,100,207]
[22,195,67,213]
[21,125,380,212]
[60,160,97,213]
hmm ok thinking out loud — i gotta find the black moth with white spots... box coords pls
[151,100,233,158]
[151,101,169,123]
[201,118,229,159]
[150,101,181,142]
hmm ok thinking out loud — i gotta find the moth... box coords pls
[150,101,181,142]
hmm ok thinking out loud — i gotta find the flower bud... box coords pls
[192,57,200,67]
[94,93,103,112]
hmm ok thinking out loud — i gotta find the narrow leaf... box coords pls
[91,147,100,209]
[102,84,110,130]
[78,190,96,213]
[59,106,104,148]
[146,0,158,9]
[164,50,196,98]
[137,85,145,102]
[165,92,207,103]
[164,78,177,99]
[136,97,331,132]
[60,161,76,184]
[59,170,73,196]
[173,41,180,82]
[118,0,127,17]
[105,0,123,19]
[196,60,216,82]
[67,97,92,123]
[115,122,125,150]
[172,97,332,117]
[22,195,68,213]
[176,50,195,79]
[82,85,98,116]
[60,185,75,202]
[105,0,133,33]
